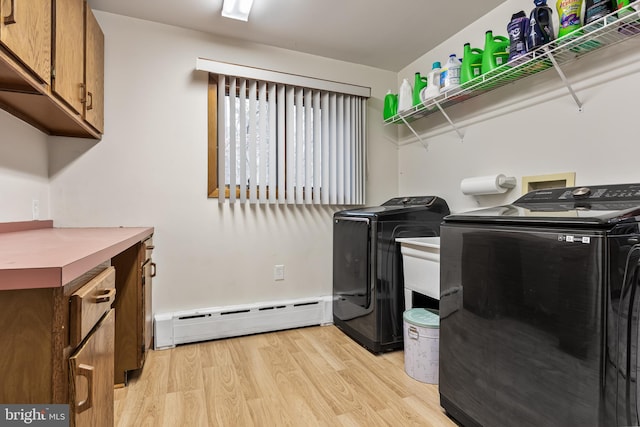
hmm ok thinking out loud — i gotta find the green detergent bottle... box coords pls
[481,31,510,77]
[383,90,398,120]
[460,43,484,87]
[413,72,428,106]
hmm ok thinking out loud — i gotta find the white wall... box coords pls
[397,0,640,213]
[0,110,49,222]
[48,12,398,313]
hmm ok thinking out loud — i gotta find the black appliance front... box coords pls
[439,183,640,427]
[333,196,450,353]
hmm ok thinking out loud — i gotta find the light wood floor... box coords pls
[114,325,457,426]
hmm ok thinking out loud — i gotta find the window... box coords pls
[202,60,369,205]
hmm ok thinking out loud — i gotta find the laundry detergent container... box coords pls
[403,308,440,384]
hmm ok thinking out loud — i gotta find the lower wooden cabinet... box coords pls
[0,231,155,426]
[0,263,115,427]
[69,309,114,427]
[112,237,155,385]
[142,237,155,354]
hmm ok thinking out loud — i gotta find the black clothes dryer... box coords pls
[332,196,450,353]
[439,183,640,427]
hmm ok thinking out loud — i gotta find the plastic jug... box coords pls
[441,54,462,92]
[507,11,530,62]
[527,0,555,51]
[461,43,484,86]
[617,0,640,18]
[556,0,584,38]
[420,62,442,105]
[397,78,413,113]
[481,31,510,75]
[413,73,428,106]
[383,90,398,120]
[585,0,615,25]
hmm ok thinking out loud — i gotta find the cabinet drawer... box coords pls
[70,267,116,348]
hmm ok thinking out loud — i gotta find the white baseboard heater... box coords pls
[154,296,333,349]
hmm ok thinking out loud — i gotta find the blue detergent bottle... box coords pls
[507,11,530,62]
[527,0,555,51]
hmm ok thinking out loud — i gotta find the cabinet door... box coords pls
[0,0,51,83]
[69,309,114,427]
[142,256,154,353]
[84,4,103,133]
[53,0,84,114]
[112,243,144,385]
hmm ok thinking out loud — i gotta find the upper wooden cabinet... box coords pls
[84,5,104,133]
[0,0,51,84]
[53,0,85,115]
[0,0,103,139]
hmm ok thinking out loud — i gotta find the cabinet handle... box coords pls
[86,91,93,110]
[151,262,157,278]
[3,0,15,24]
[80,83,86,104]
[94,288,116,304]
[75,364,94,413]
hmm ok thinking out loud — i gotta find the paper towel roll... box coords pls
[460,174,515,195]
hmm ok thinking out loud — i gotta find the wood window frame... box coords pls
[207,74,221,198]
[207,74,277,200]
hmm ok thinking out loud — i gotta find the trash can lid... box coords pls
[403,308,439,328]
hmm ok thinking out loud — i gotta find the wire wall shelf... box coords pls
[385,5,640,144]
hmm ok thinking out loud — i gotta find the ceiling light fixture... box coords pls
[221,0,255,21]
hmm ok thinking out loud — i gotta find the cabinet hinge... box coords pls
[51,67,55,79]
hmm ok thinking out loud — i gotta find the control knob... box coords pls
[572,187,591,198]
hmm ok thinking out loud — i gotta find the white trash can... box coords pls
[403,308,439,384]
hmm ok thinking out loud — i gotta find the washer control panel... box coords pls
[382,196,435,206]
[518,184,640,203]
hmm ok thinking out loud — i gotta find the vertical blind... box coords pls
[216,74,367,205]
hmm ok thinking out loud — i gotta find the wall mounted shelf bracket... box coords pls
[399,114,429,150]
[545,48,583,111]
[398,99,464,151]
[434,99,464,142]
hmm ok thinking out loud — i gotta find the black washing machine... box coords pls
[332,196,450,353]
[440,183,640,427]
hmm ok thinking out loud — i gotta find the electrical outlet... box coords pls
[273,264,285,281]
[32,199,39,220]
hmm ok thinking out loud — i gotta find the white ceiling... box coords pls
[87,0,507,72]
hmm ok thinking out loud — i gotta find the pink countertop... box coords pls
[0,222,154,290]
